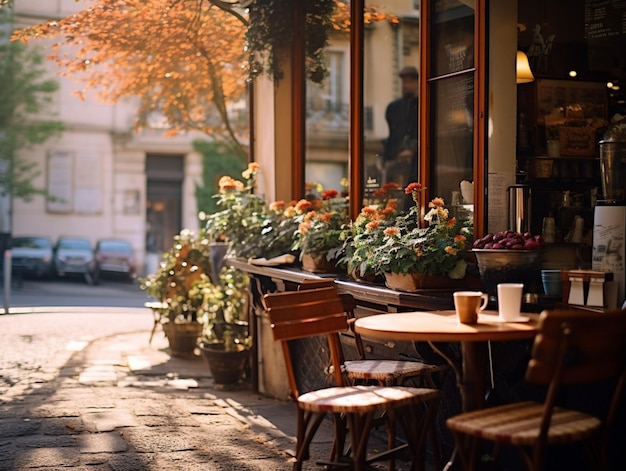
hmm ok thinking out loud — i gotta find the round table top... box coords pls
[354,310,540,342]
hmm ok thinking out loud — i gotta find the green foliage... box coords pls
[193,139,247,216]
[0,10,64,201]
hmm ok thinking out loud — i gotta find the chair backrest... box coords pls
[526,309,626,450]
[299,280,365,359]
[527,309,626,386]
[263,287,349,398]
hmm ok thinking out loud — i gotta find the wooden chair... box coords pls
[446,309,626,471]
[298,279,446,388]
[263,286,441,471]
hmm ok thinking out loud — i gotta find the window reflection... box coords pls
[363,0,420,210]
[305,26,350,197]
[428,0,475,221]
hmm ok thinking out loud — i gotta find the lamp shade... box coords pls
[516,51,534,83]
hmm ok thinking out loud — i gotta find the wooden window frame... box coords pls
[289,0,486,230]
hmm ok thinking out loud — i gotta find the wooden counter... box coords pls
[228,257,457,312]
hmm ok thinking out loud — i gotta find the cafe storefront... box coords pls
[244,0,626,466]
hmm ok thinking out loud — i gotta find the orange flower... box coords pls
[310,199,323,210]
[295,199,312,213]
[372,189,386,198]
[320,213,333,223]
[445,246,457,256]
[242,162,260,179]
[298,222,310,235]
[269,200,285,212]
[304,210,317,221]
[366,221,380,231]
[218,176,237,192]
[384,227,400,237]
[429,197,445,208]
[446,217,457,228]
[454,234,467,244]
[362,207,377,216]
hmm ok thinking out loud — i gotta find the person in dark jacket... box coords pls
[383,65,418,190]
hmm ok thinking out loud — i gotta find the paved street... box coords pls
[0,280,413,470]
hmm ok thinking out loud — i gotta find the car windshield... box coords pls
[12,237,51,249]
[58,239,91,250]
[98,241,132,253]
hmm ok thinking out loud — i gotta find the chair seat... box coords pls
[446,401,602,447]
[344,359,444,382]
[298,385,440,414]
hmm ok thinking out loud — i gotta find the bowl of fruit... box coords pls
[472,231,545,298]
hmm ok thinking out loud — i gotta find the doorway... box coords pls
[146,154,184,253]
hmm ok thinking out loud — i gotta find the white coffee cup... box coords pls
[454,291,489,324]
[497,283,524,321]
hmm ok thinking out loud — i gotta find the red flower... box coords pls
[404,182,422,195]
[322,189,338,200]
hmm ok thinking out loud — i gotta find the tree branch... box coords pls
[206,0,249,27]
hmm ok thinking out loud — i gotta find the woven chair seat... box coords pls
[345,359,444,383]
[447,401,602,447]
[299,385,441,414]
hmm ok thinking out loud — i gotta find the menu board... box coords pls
[585,0,626,39]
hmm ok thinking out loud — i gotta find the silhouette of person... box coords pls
[383,66,418,191]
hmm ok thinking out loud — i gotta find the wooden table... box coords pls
[354,310,540,412]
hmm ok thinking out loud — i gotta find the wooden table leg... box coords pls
[460,341,487,412]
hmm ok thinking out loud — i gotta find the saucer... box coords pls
[484,315,530,323]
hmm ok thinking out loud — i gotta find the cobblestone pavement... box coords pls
[1,308,419,471]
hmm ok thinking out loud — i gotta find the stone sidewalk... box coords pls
[1,317,416,470]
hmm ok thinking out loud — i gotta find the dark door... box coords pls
[146,154,184,253]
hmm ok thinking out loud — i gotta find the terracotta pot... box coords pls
[301,253,337,273]
[162,321,203,358]
[199,342,249,385]
[383,272,460,292]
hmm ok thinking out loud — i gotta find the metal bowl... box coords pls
[472,249,543,297]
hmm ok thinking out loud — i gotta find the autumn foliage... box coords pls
[14,0,248,143]
[12,0,398,145]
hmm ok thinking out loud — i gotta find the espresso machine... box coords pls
[592,130,626,308]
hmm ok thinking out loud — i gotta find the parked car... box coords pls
[53,237,96,284]
[94,238,137,281]
[11,236,54,278]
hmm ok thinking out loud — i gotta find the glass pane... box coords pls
[305,22,350,198]
[363,0,420,211]
[430,0,475,77]
[430,73,474,209]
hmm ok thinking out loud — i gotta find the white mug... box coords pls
[497,283,524,321]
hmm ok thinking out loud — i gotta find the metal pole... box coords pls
[3,248,10,313]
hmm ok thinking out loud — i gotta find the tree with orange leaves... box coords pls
[12,0,398,155]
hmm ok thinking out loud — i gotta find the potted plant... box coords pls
[369,182,474,292]
[139,229,212,357]
[338,182,402,282]
[203,162,298,261]
[140,228,254,384]
[197,265,252,386]
[291,188,350,273]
